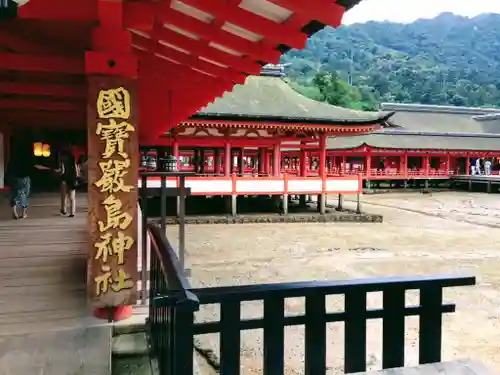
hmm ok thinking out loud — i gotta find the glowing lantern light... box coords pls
[33,142,43,157]
[42,144,51,157]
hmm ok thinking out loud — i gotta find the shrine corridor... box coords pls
[0,193,110,375]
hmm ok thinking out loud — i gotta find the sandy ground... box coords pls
[167,191,500,374]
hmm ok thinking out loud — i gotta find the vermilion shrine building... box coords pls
[141,70,394,213]
[148,80,500,190]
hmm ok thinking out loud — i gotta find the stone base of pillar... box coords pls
[317,194,326,215]
[337,194,344,211]
[468,180,472,191]
[93,305,133,321]
[231,195,237,217]
[299,195,307,206]
[306,195,313,203]
[487,181,492,194]
[283,194,288,215]
[356,193,362,214]
[403,180,408,188]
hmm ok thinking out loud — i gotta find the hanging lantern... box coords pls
[33,142,43,157]
[164,154,178,172]
[42,144,51,157]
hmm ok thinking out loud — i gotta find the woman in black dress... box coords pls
[59,148,80,217]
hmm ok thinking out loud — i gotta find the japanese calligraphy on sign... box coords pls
[87,79,138,307]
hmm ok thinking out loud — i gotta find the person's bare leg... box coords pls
[60,182,67,214]
[11,205,19,220]
[68,189,76,217]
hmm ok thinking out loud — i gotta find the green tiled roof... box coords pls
[193,76,394,125]
[327,132,500,151]
[326,103,500,151]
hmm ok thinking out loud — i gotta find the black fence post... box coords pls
[419,285,443,364]
[263,297,285,375]
[344,290,367,373]
[160,175,167,232]
[304,293,327,375]
[382,286,406,369]
[219,301,242,375]
[140,175,149,305]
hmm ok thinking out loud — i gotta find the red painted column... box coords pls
[366,154,372,177]
[264,149,270,175]
[319,134,326,178]
[214,149,221,175]
[342,155,347,176]
[224,141,231,177]
[172,140,180,170]
[87,1,139,321]
[300,149,307,177]
[273,143,281,177]
[424,155,430,176]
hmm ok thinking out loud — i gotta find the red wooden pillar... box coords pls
[342,155,347,175]
[273,143,281,177]
[366,154,372,177]
[300,149,307,177]
[424,155,430,176]
[172,140,180,170]
[319,134,326,178]
[466,152,471,175]
[214,148,221,175]
[445,153,451,175]
[403,152,408,178]
[86,1,139,320]
[264,149,270,175]
[224,141,231,176]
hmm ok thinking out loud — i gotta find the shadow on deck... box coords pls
[0,193,112,375]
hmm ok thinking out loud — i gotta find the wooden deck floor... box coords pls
[0,193,91,336]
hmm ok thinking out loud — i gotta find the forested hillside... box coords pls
[281,12,500,109]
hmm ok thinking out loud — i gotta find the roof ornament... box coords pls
[260,63,291,77]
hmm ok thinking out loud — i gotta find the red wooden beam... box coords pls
[152,27,261,74]
[0,53,84,74]
[151,4,281,63]
[2,111,85,127]
[0,82,86,98]
[0,31,51,54]
[0,99,84,112]
[270,0,345,28]
[180,0,307,49]
[132,35,247,84]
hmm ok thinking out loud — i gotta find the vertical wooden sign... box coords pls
[87,77,139,307]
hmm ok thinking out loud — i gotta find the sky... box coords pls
[342,0,500,24]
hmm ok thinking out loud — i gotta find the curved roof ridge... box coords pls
[193,75,393,125]
[382,102,500,116]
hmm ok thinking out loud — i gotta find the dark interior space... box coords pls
[8,128,87,193]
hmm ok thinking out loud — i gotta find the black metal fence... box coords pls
[146,222,475,375]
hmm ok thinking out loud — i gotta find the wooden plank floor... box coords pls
[0,193,92,336]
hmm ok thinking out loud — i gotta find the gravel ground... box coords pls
[167,191,500,374]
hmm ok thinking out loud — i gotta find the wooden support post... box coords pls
[238,147,244,176]
[337,194,344,211]
[87,75,139,313]
[300,148,307,177]
[319,133,326,179]
[299,195,307,206]
[214,148,221,175]
[468,179,473,191]
[273,143,281,177]
[356,193,362,214]
[487,181,492,194]
[366,155,371,178]
[224,141,231,176]
[317,194,326,215]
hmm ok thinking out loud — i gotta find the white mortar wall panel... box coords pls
[325,179,359,193]
[287,179,322,193]
[236,180,284,194]
[139,179,177,188]
[187,180,233,194]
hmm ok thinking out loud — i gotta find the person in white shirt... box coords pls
[485,159,492,176]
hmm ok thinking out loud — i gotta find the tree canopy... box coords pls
[281,12,500,109]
